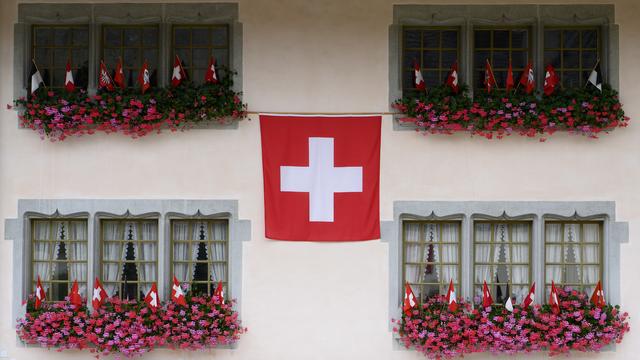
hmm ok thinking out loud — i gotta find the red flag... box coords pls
[171,276,187,306]
[92,278,108,310]
[64,59,75,92]
[403,282,418,315]
[591,281,606,308]
[482,280,493,308]
[260,115,381,241]
[543,64,559,96]
[113,58,125,89]
[521,283,536,308]
[446,279,458,312]
[138,60,151,94]
[549,281,560,314]
[205,57,218,84]
[484,59,497,93]
[144,283,159,311]
[69,280,83,309]
[34,276,45,309]
[445,61,459,94]
[98,61,115,91]
[519,61,535,94]
[171,55,187,87]
[214,281,225,304]
[505,60,514,92]
[413,60,425,91]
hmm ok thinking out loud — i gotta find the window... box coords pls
[545,222,602,296]
[473,222,531,304]
[473,28,530,90]
[172,25,229,84]
[31,219,88,301]
[402,27,460,94]
[544,28,601,88]
[32,25,89,89]
[102,25,159,88]
[403,221,460,301]
[171,219,229,295]
[101,219,158,300]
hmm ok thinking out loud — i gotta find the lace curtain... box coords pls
[172,220,228,284]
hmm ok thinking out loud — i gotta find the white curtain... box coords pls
[440,223,457,286]
[67,221,88,296]
[173,221,190,282]
[474,223,492,288]
[137,221,157,295]
[511,223,529,302]
[564,223,582,284]
[33,221,53,285]
[583,224,600,285]
[210,222,227,283]
[404,223,422,297]
[103,222,125,295]
[493,223,511,280]
[422,223,440,282]
[545,223,563,285]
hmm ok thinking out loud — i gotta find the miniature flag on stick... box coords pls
[98,61,115,91]
[549,281,561,314]
[403,282,418,315]
[482,280,493,308]
[69,280,83,309]
[543,64,560,96]
[34,276,46,309]
[30,59,45,96]
[114,58,125,89]
[590,281,606,308]
[505,60,515,92]
[522,283,536,308]
[484,59,497,93]
[64,59,75,92]
[171,55,187,87]
[446,279,458,312]
[92,278,108,310]
[138,60,151,94]
[171,276,187,306]
[505,296,514,312]
[144,283,159,311]
[414,60,426,91]
[445,61,459,94]
[205,57,219,84]
[587,60,603,92]
[214,281,225,304]
[519,61,535,94]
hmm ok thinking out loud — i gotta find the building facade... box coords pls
[0,0,639,359]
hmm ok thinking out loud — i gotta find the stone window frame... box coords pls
[389,4,619,117]
[4,199,251,328]
[14,3,243,127]
[382,201,628,334]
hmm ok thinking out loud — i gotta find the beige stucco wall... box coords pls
[1,0,639,359]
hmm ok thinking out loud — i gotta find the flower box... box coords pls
[393,85,629,140]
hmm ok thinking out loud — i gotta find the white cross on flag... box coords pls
[144,283,159,311]
[260,115,381,241]
[92,277,108,310]
[171,276,187,306]
[34,276,45,309]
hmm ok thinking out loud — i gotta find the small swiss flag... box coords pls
[64,59,75,92]
[214,281,225,304]
[403,282,417,315]
[482,280,493,308]
[205,57,218,84]
[69,280,83,309]
[591,281,606,308]
[171,276,187,306]
[35,276,46,309]
[92,278,108,310]
[522,283,536,308]
[260,115,381,241]
[549,281,561,314]
[446,279,458,312]
[144,283,160,311]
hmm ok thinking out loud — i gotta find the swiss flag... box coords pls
[591,281,606,308]
[69,280,83,309]
[114,58,125,90]
[446,280,458,312]
[34,276,45,309]
[522,283,536,308]
[505,60,514,92]
[92,278,108,310]
[214,281,225,304]
[413,61,425,91]
[138,60,151,94]
[544,64,560,96]
[171,55,187,87]
[205,57,218,84]
[260,115,381,241]
[549,281,560,314]
[171,276,187,306]
[98,61,115,91]
[519,61,535,94]
[482,280,493,308]
[403,282,417,315]
[144,283,160,311]
[64,59,75,92]
[445,61,459,94]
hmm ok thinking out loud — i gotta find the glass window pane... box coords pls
[175,28,191,46]
[404,30,421,48]
[424,70,439,86]
[192,28,211,46]
[73,28,88,46]
[545,50,561,68]
[403,50,420,68]
[423,51,439,68]
[123,28,141,46]
[511,51,527,69]
[143,28,158,46]
[563,71,580,87]
[441,50,457,68]
[563,50,580,68]
[123,48,140,67]
[475,30,490,48]
[582,51,598,70]
[54,49,68,66]
[582,29,598,48]
[545,30,561,48]
[442,30,458,48]
[493,50,509,68]
[493,30,509,48]
[511,29,528,48]
[212,49,228,67]
[564,30,580,48]
[193,48,210,67]
[422,30,439,48]
[105,27,122,46]
[54,28,71,46]
[35,28,52,46]
[212,27,228,47]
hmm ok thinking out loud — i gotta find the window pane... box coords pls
[545,30,561,49]
[511,29,528,48]
[192,28,211,46]
[54,28,71,46]
[493,30,509,48]
[404,30,421,48]
[72,28,88,46]
[582,29,598,48]
[493,51,509,68]
[143,28,158,46]
[403,50,420,68]
[423,51,439,68]
[563,50,580,68]
[212,27,228,47]
[422,30,439,48]
[442,30,458,48]
[175,28,190,46]
[475,30,490,48]
[105,27,121,46]
[564,30,580,48]
[441,50,457,69]
[123,28,141,46]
